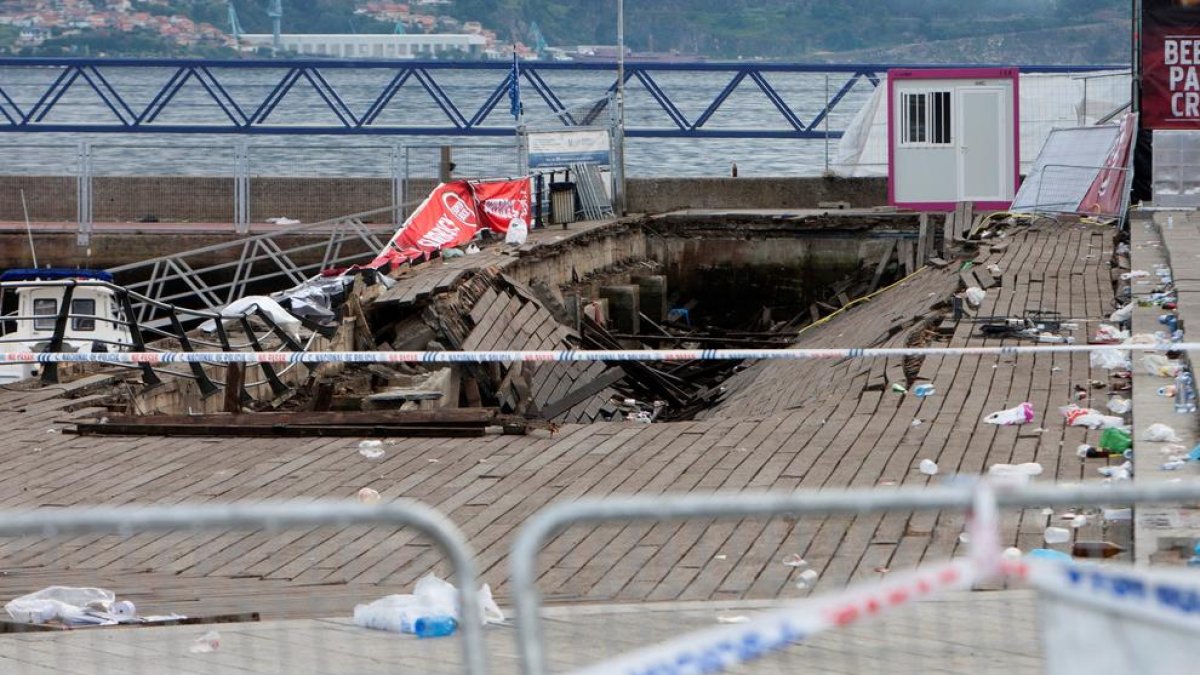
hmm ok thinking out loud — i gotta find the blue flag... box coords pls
[508,51,522,120]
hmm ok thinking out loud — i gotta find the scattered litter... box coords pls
[1106,397,1132,414]
[1041,508,1054,516]
[782,554,807,568]
[717,615,750,624]
[918,459,939,476]
[964,287,986,307]
[911,419,923,427]
[266,216,301,226]
[1060,405,1125,430]
[988,462,1043,479]
[911,383,936,397]
[1003,547,1023,560]
[1144,423,1182,443]
[1031,427,1047,434]
[796,569,819,588]
[714,555,727,561]
[465,243,481,255]
[1119,270,1149,281]
[358,440,385,460]
[1076,444,1110,459]
[1099,428,1133,453]
[986,264,1002,276]
[1098,462,1132,480]
[1051,366,1062,372]
[46,428,57,434]
[427,458,440,463]
[504,218,529,245]
[1070,515,1088,529]
[874,566,890,574]
[1044,527,1071,545]
[357,487,381,504]
[189,630,221,654]
[1109,303,1135,323]
[353,574,504,635]
[441,247,465,259]
[891,383,907,394]
[1162,460,1188,471]
[1092,324,1129,343]
[1090,349,1130,371]
[1028,548,1072,562]
[1103,508,1132,522]
[1142,354,1182,378]
[984,402,1034,426]
[958,532,971,544]
[1158,385,1178,397]
[5,586,115,625]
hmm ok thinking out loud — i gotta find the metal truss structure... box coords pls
[0,58,1119,139]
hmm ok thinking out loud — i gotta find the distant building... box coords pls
[239,32,486,58]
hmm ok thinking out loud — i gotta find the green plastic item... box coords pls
[960,261,975,271]
[1099,428,1132,453]
[891,383,907,394]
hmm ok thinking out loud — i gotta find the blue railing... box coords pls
[0,58,1124,139]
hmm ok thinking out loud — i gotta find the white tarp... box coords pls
[1010,125,1121,213]
[1029,561,1200,675]
[832,71,1130,177]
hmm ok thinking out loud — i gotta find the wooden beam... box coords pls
[916,213,928,264]
[539,367,626,420]
[869,239,898,292]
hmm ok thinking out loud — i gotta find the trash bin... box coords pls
[550,182,576,224]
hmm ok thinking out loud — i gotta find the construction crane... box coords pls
[226,1,245,42]
[267,0,283,56]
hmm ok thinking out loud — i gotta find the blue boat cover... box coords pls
[0,268,114,283]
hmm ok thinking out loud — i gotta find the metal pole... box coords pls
[613,0,627,216]
[824,74,831,174]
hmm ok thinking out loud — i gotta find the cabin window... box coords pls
[32,298,57,331]
[71,298,96,332]
[900,90,952,146]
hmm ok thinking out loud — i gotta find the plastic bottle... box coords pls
[1160,314,1179,333]
[912,383,935,397]
[413,616,457,638]
[918,459,938,476]
[1175,371,1197,413]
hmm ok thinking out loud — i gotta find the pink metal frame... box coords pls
[887,67,1020,212]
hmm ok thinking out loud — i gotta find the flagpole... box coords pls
[513,46,525,177]
[614,0,626,216]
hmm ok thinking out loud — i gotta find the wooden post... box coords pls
[916,213,928,264]
[223,364,244,414]
[439,146,453,183]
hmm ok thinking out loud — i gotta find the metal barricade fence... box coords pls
[509,483,1200,675]
[0,501,488,674]
[1030,163,1131,219]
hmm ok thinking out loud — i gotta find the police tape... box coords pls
[568,559,985,675]
[0,341,1187,366]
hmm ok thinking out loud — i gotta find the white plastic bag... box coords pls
[504,217,529,245]
[964,287,986,307]
[1141,354,1182,378]
[1106,397,1132,414]
[5,586,114,624]
[1089,348,1130,371]
[352,574,504,634]
[1060,405,1125,430]
[1109,303,1134,323]
[1144,423,1182,443]
[984,402,1034,426]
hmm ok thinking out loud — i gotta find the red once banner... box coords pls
[472,178,531,234]
[1143,0,1200,128]
[369,180,480,269]
[1078,112,1137,216]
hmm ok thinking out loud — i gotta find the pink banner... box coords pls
[1078,112,1137,216]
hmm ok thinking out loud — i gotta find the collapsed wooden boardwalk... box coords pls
[0,222,1121,625]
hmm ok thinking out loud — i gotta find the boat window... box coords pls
[71,298,96,332]
[32,298,57,331]
[900,90,952,146]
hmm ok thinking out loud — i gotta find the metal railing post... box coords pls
[76,140,92,247]
[235,139,250,234]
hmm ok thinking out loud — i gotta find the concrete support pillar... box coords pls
[635,275,668,322]
[599,285,640,334]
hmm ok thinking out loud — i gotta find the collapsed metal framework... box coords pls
[0,58,1120,139]
[107,204,397,330]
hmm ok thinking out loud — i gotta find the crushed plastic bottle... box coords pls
[413,616,458,638]
[1028,548,1073,562]
[918,459,939,476]
[912,383,936,397]
[358,440,385,460]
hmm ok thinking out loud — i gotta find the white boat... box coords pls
[0,269,134,385]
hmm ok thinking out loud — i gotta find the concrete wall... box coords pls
[0,176,886,224]
[625,176,888,213]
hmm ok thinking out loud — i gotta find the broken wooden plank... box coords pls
[538,367,627,421]
[869,239,898,292]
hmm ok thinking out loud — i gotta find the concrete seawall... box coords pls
[0,176,888,225]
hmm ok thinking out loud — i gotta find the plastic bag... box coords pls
[1059,405,1125,430]
[1144,423,1182,443]
[352,574,504,634]
[1141,354,1182,378]
[1092,324,1129,343]
[504,217,529,245]
[1089,349,1130,371]
[5,586,114,624]
[964,287,986,307]
[1106,397,1132,414]
[1109,303,1134,323]
[984,402,1034,426]
[1099,428,1132,453]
